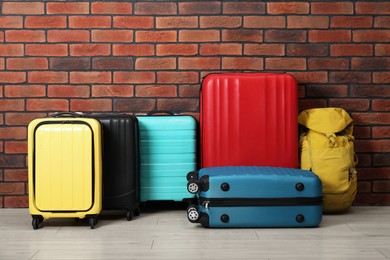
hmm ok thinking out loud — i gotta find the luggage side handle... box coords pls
[51,112,85,118]
[146,111,175,116]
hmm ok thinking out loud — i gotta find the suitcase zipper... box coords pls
[199,197,323,207]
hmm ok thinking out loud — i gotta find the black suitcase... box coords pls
[91,113,140,220]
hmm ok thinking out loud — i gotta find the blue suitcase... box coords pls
[137,113,197,202]
[186,166,323,228]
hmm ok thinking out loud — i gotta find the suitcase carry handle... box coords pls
[51,112,85,118]
[147,111,175,116]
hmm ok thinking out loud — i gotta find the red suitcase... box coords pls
[200,73,298,168]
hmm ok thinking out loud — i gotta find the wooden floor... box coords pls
[1,205,390,260]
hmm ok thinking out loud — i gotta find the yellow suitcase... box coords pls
[28,113,103,229]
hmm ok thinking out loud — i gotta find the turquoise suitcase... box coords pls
[137,113,197,202]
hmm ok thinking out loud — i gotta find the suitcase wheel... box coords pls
[126,210,133,221]
[89,217,98,229]
[187,206,200,223]
[187,180,200,194]
[186,171,199,181]
[296,214,305,223]
[32,216,43,230]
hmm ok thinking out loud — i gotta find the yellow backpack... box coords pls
[298,108,358,213]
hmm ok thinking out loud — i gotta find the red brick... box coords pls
[308,58,349,70]
[353,113,390,126]
[355,194,390,206]
[357,181,372,193]
[180,30,220,42]
[373,73,390,83]
[92,2,132,14]
[223,29,262,42]
[358,168,390,180]
[374,155,390,167]
[5,141,26,154]
[0,58,4,69]
[2,2,44,14]
[5,112,46,125]
[179,2,221,15]
[0,16,23,28]
[375,17,390,28]
[50,58,90,71]
[0,183,25,195]
[157,17,198,29]
[223,2,265,14]
[70,99,112,112]
[0,72,26,83]
[113,44,154,56]
[25,16,66,28]
[330,72,371,83]
[244,44,285,56]
[373,127,390,138]
[114,99,156,112]
[113,17,154,29]
[26,44,67,56]
[47,2,89,14]
[265,30,306,42]
[331,44,373,56]
[356,2,390,14]
[48,30,90,42]
[266,58,306,70]
[136,85,177,97]
[114,72,155,84]
[351,85,390,97]
[70,72,111,84]
[6,30,45,42]
[329,99,370,111]
[135,2,177,15]
[179,57,220,70]
[0,100,24,111]
[92,85,134,97]
[157,98,198,112]
[267,2,309,14]
[7,58,48,70]
[157,44,198,56]
[26,99,68,111]
[4,196,29,208]
[306,85,348,97]
[352,58,390,70]
[179,85,200,97]
[0,127,26,140]
[222,57,263,70]
[0,44,24,56]
[70,44,110,56]
[312,2,353,14]
[28,72,68,84]
[157,72,198,84]
[372,100,390,111]
[355,139,390,153]
[289,72,328,83]
[375,44,390,56]
[287,16,329,29]
[48,85,90,98]
[136,31,177,43]
[136,58,176,70]
[298,99,327,111]
[309,30,351,42]
[244,16,285,28]
[354,30,390,42]
[201,16,242,28]
[69,16,111,28]
[353,126,371,139]
[4,85,45,98]
[92,57,133,70]
[287,44,328,56]
[4,169,28,181]
[0,32,3,43]
[92,30,133,43]
[331,16,373,28]
[200,43,242,56]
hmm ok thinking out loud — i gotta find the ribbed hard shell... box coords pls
[137,116,197,202]
[200,73,298,168]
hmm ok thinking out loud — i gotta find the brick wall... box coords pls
[0,1,389,207]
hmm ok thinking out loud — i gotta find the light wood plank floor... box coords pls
[1,205,390,260]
